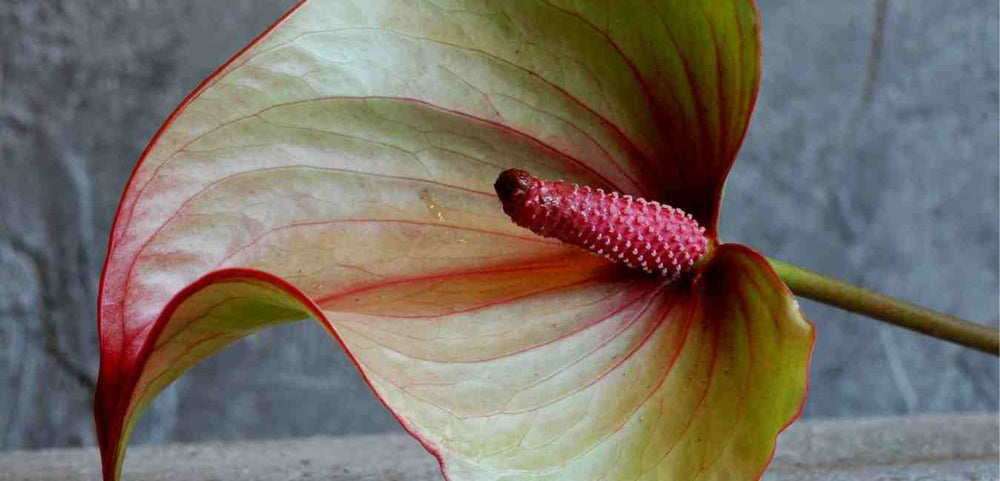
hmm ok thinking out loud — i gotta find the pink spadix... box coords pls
[495,169,708,280]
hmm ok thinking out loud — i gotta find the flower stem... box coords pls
[767,257,999,356]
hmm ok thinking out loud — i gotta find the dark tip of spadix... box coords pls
[494,169,534,203]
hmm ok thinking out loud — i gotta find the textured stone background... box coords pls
[1,0,996,451]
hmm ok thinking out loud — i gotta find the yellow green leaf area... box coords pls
[108,245,811,481]
[364,244,813,481]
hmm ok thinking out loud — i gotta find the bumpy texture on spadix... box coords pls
[96,1,816,481]
[496,169,707,279]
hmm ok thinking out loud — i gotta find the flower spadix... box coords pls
[95,1,815,481]
[496,169,707,279]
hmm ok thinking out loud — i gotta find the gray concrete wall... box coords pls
[1,0,996,451]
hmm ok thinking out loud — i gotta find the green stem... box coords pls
[767,257,999,356]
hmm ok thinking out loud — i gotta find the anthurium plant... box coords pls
[94,1,999,480]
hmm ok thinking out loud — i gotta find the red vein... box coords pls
[115,162,538,342]
[337,276,602,323]
[654,4,713,191]
[536,0,671,195]
[364,26,648,195]
[334,279,651,368]
[517,283,701,475]
[632,304,715,479]
[692,273,754,479]
[315,257,601,308]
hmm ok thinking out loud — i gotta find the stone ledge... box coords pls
[1,414,996,480]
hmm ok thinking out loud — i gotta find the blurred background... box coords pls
[0,0,996,451]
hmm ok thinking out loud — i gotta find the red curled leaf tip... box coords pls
[495,169,708,279]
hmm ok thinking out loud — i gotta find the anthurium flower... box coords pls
[95,1,814,480]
